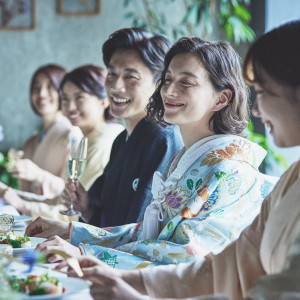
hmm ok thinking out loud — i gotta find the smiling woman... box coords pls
[11,64,71,197]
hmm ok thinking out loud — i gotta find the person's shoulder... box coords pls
[112,128,127,145]
[141,118,181,139]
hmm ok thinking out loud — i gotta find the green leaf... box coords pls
[214,171,228,181]
[167,221,174,231]
[187,179,194,190]
[224,22,234,41]
[0,152,4,163]
[195,178,203,190]
[233,4,251,22]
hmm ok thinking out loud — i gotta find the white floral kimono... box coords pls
[70,135,277,270]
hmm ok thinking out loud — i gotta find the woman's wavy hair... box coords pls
[102,27,172,82]
[60,64,112,121]
[30,64,67,115]
[243,20,300,95]
[147,37,250,136]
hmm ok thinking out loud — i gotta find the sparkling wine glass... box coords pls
[60,137,88,217]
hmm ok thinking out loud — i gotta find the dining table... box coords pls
[0,202,94,300]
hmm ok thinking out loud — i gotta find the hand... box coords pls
[25,216,70,239]
[11,159,42,183]
[36,235,81,263]
[62,179,93,221]
[89,277,147,300]
[1,187,30,215]
[68,256,147,300]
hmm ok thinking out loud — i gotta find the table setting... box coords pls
[0,202,93,300]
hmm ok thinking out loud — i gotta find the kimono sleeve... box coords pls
[70,221,141,249]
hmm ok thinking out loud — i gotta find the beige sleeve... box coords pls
[28,201,77,222]
[18,135,39,192]
[79,140,110,191]
[35,169,65,196]
[141,194,272,300]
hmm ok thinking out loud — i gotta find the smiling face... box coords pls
[161,53,223,133]
[252,69,300,148]
[105,49,156,133]
[61,81,108,135]
[31,73,60,116]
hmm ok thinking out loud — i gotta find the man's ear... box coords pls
[213,89,232,112]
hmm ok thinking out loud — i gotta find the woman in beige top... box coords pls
[1,65,123,220]
[12,64,71,197]
[44,20,300,300]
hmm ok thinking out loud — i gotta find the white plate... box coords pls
[18,277,90,300]
[14,215,33,223]
[13,237,46,256]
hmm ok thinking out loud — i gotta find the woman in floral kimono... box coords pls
[26,37,276,269]
[62,21,300,300]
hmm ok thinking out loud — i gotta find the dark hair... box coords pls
[147,37,249,136]
[60,64,112,121]
[102,28,172,82]
[243,20,300,90]
[30,64,67,115]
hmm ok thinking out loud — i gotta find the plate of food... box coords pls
[8,274,90,299]
[0,233,46,256]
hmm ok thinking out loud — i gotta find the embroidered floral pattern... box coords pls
[200,187,219,212]
[147,248,163,262]
[163,186,189,219]
[187,177,203,196]
[260,180,275,198]
[83,224,107,237]
[201,141,250,166]
[196,185,210,201]
[118,241,139,254]
[226,176,242,195]
[100,251,118,268]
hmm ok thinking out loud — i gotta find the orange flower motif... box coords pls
[196,185,209,201]
[201,141,250,166]
[181,207,194,219]
[216,149,232,159]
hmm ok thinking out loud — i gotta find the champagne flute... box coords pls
[60,137,88,217]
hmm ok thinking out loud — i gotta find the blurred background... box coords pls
[0,0,299,178]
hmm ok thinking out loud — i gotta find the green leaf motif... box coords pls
[187,179,194,190]
[214,171,228,181]
[195,179,203,190]
[167,222,174,231]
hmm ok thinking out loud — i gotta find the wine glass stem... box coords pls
[69,179,78,211]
